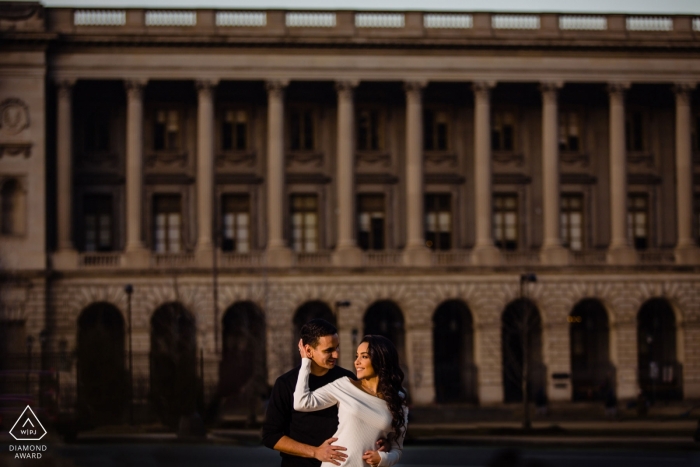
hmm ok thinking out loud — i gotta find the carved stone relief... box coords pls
[0,98,32,158]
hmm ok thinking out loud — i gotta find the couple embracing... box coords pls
[262,319,409,467]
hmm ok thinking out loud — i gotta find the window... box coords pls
[154,109,181,151]
[221,194,250,253]
[83,194,113,252]
[222,110,248,151]
[424,110,449,151]
[561,194,584,251]
[628,193,649,250]
[357,194,385,251]
[559,111,581,152]
[291,195,318,252]
[290,108,314,151]
[153,194,182,253]
[357,109,383,151]
[84,111,110,153]
[425,194,452,251]
[694,194,700,246]
[493,194,518,250]
[492,111,515,152]
[693,113,700,153]
[1,179,25,236]
[625,110,645,152]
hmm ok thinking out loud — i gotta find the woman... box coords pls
[294,335,408,467]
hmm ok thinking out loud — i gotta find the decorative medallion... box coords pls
[560,152,590,167]
[492,151,524,166]
[0,99,30,135]
[424,151,457,167]
[356,151,391,167]
[286,151,323,167]
[217,151,256,168]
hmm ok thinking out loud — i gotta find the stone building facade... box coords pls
[1,3,700,421]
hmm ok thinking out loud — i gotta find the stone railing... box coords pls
[502,250,540,266]
[571,250,608,265]
[434,251,472,266]
[151,252,196,268]
[295,252,333,267]
[638,249,676,265]
[78,252,122,268]
[219,251,264,268]
[363,251,403,267]
[45,9,699,40]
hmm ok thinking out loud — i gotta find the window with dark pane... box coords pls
[625,110,645,152]
[290,194,318,252]
[357,194,385,251]
[559,111,581,152]
[85,110,110,153]
[492,111,515,151]
[493,194,518,250]
[154,109,181,151]
[357,109,382,151]
[153,194,182,253]
[1,178,25,236]
[222,110,248,151]
[694,193,700,246]
[424,194,452,250]
[693,114,700,153]
[83,194,113,252]
[627,193,649,250]
[221,194,250,253]
[424,110,449,151]
[561,194,584,251]
[290,108,315,151]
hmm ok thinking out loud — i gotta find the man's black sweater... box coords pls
[262,364,355,467]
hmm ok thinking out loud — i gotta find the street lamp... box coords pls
[124,284,134,425]
[25,335,34,395]
[520,273,537,430]
[39,329,48,408]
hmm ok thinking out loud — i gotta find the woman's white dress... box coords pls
[293,358,407,467]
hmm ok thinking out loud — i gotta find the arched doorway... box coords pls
[150,302,197,427]
[219,302,267,410]
[77,303,127,425]
[292,301,335,367]
[501,299,545,403]
[433,300,476,403]
[569,299,613,401]
[637,298,682,401]
[363,301,406,367]
[0,321,27,398]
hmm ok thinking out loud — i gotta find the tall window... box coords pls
[221,194,250,253]
[693,113,700,153]
[1,179,25,236]
[154,109,181,151]
[493,194,518,250]
[694,194,700,246]
[357,109,383,151]
[358,194,385,251]
[559,111,581,152]
[222,110,248,151]
[83,194,113,252]
[492,111,515,152]
[626,110,645,152]
[628,193,649,250]
[85,111,110,153]
[291,195,318,252]
[424,110,449,151]
[425,194,452,250]
[153,194,182,253]
[290,108,314,151]
[561,194,584,251]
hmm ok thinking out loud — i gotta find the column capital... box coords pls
[673,82,696,98]
[266,79,289,96]
[404,80,428,95]
[335,79,359,97]
[607,81,630,96]
[472,80,496,96]
[124,79,148,99]
[55,78,76,99]
[195,78,219,92]
[539,81,563,95]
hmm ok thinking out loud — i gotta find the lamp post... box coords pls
[520,273,537,430]
[39,329,48,408]
[25,335,34,395]
[124,284,134,425]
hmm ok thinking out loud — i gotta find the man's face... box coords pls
[307,334,340,370]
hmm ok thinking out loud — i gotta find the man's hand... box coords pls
[313,437,348,466]
[375,437,390,452]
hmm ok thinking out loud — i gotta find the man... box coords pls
[263,319,373,466]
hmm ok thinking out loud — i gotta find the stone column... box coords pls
[682,319,700,398]
[540,82,569,265]
[124,79,149,266]
[610,317,639,400]
[405,325,435,404]
[543,322,572,401]
[403,80,431,266]
[333,80,362,267]
[606,82,636,265]
[471,81,501,265]
[195,80,217,263]
[673,83,700,264]
[474,320,504,403]
[55,79,77,268]
[265,80,292,267]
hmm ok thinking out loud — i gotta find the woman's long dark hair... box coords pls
[360,335,407,440]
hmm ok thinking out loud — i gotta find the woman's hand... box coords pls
[298,338,310,360]
[362,449,381,466]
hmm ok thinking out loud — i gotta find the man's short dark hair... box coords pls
[300,319,337,348]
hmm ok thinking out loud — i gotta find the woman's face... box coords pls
[354,342,376,379]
